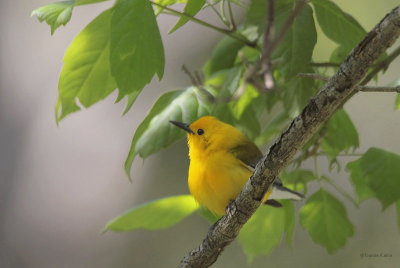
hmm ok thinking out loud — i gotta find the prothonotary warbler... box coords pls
[170,116,304,215]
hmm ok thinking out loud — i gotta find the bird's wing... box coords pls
[229,140,263,171]
[230,140,304,203]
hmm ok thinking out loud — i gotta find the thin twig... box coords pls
[227,0,236,30]
[246,0,307,91]
[361,46,400,85]
[310,62,341,68]
[297,73,329,81]
[182,65,201,86]
[182,65,215,101]
[322,176,359,208]
[260,0,276,90]
[194,71,203,86]
[298,73,400,92]
[151,1,256,47]
[206,1,230,28]
[359,85,400,92]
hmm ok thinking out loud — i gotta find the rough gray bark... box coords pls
[179,5,400,268]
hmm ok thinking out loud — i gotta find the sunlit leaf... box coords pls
[347,147,400,209]
[125,87,210,178]
[231,84,259,120]
[121,91,142,116]
[32,1,74,34]
[395,94,400,110]
[153,0,187,14]
[75,0,110,5]
[300,189,354,253]
[105,195,198,231]
[169,0,206,33]
[321,109,359,159]
[32,0,112,34]
[56,9,116,122]
[238,203,293,261]
[209,66,243,99]
[110,0,164,99]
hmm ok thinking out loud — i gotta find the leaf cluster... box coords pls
[32,0,400,261]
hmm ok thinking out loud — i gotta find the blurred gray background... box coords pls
[0,0,399,267]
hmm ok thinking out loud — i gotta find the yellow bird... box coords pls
[170,116,304,215]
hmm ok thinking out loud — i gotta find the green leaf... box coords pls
[105,195,198,231]
[396,94,400,110]
[238,203,293,261]
[347,148,400,209]
[222,66,243,97]
[197,207,220,223]
[204,36,244,76]
[32,1,74,34]
[125,87,210,178]
[330,45,349,63]
[396,201,400,231]
[121,91,141,116]
[75,0,110,5]
[300,189,354,253]
[231,84,259,120]
[209,66,243,100]
[245,0,267,27]
[321,109,359,159]
[346,159,375,203]
[110,0,165,99]
[311,0,366,56]
[280,169,316,194]
[283,71,317,112]
[169,0,206,33]
[273,2,317,78]
[236,105,261,140]
[282,200,295,246]
[56,9,116,122]
[153,0,188,14]
[255,111,290,145]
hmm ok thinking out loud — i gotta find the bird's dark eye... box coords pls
[197,129,204,135]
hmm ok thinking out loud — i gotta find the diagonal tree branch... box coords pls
[179,5,400,268]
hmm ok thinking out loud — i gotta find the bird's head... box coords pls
[170,116,244,157]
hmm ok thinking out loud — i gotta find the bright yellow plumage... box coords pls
[170,116,303,215]
[186,116,268,215]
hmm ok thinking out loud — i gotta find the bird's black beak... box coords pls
[169,120,194,134]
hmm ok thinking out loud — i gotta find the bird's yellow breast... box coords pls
[188,150,252,215]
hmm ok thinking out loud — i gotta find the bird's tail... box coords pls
[269,182,304,201]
